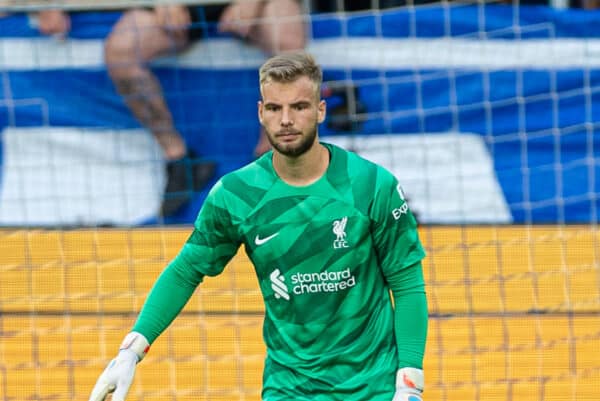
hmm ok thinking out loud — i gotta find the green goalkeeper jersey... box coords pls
[135,142,426,400]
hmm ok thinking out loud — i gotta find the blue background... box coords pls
[1,4,599,224]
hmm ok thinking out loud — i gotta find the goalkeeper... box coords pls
[89,52,428,401]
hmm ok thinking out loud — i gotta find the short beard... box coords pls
[268,124,318,157]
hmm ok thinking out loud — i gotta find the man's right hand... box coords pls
[89,332,150,401]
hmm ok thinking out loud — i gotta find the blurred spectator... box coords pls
[32,3,305,217]
[104,2,305,216]
[310,0,437,12]
[35,9,71,36]
[571,0,600,7]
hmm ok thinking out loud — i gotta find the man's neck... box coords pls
[273,142,329,187]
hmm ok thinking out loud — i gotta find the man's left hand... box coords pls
[392,367,424,401]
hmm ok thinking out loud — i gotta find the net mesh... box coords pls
[1,1,599,401]
[1,226,599,400]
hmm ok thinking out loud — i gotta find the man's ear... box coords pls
[258,100,264,124]
[318,99,326,123]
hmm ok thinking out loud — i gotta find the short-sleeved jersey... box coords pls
[179,142,425,400]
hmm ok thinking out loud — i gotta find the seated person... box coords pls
[34,2,306,217]
[105,1,306,216]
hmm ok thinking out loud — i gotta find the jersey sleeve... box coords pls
[131,180,241,342]
[370,169,426,277]
[178,179,242,277]
[387,261,428,369]
[131,260,201,344]
[370,169,428,370]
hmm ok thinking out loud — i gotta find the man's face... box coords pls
[258,76,326,157]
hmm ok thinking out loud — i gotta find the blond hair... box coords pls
[259,52,322,96]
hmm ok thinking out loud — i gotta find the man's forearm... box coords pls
[394,289,428,368]
[132,257,204,344]
[388,262,428,368]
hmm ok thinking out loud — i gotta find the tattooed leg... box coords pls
[114,73,187,160]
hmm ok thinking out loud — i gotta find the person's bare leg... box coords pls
[105,9,215,217]
[250,0,306,157]
[104,9,188,160]
[250,0,306,55]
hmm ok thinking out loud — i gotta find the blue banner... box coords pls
[1,4,599,224]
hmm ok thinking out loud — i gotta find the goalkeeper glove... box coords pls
[88,332,150,401]
[392,367,424,401]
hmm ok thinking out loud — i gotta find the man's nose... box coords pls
[281,109,293,126]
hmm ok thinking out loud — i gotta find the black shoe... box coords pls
[161,151,216,217]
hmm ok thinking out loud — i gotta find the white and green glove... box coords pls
[89,332,150,401]
[392,367,424,401]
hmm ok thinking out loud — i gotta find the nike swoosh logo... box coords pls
[255,232,279,245]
